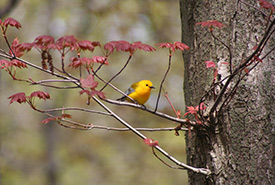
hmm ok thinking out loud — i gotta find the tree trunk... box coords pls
[180,0,274,184]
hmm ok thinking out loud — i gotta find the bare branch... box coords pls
[43,107,111,116]
[104,98,191,125]
[154,53,172,112]
[93,96,210,175]
[100,55,132,91]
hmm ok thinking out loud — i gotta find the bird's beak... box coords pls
[150,86,155,89]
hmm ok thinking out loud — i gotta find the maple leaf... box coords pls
[131,41,156,53]
[30,91,50,100]
[91,41,101,47]
[8,92,27,104]
[104,40,131,53]
[144,138,159,147]
[157,42,189,53]
[10,38,23,57]
[80,74,98,89]
[40,117,55,124]
[33,35,55,50]
[19,42,34,53]
[3,17,22,30]
[90,90,106,99]
[205,61,216,68]
[55,35,78,51]
[184,106,197,116]
[78,40,95,52]
[79,57,94,66]
[69,57,82,68]
[0,59,11,69]
[92,56,108,65]
[10,59,27,69]
[9,38,33,57]
[184,103,206,116]
[157,42,174,49]
[79,89,105,99]
[79,90,90,95]
[69,57,104,68]
[196,20,224,31]
[257,0,275,12]
[173,41,190,51]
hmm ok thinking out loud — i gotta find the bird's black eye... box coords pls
[146,84,149,86]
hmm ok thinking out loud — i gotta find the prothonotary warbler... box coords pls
[117,80,155,105]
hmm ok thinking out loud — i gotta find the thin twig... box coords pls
[154,52,172,112]
[211,31,233,74]
[100,55,132,91]
[93,71,137,103]
[43,107,111,116]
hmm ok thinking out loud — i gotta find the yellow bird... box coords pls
[117,80,155,105]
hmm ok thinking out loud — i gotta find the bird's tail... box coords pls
[116,96,126,101]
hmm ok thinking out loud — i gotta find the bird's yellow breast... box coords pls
[126,80,154,104]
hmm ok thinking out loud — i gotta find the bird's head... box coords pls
[141,80,155,90]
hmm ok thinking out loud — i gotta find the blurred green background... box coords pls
[0,0,188,184]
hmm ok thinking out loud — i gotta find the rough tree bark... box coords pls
[180,0,274,184]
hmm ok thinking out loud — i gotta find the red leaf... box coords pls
[196,20,224,31]
[92,56,108,65]
[79,89,105,99]
[40,117,55,124]
[0,19,2,25]
[0,59,11,69]
[55,35,78,51]
[257,0,275,12]
[104,40,131,53]
[80,74,98,89]
[8,92,27,104]
[9,39,33,58]
[144,138,159,147]
[184,106,197,116]
[91,41,101,47]
[10,38,23,57]
[131,41,156,52]
[157,42,174,49]
[79,90,90,95]
[3,18,22,30]
[30,91,50,100]
[173,41,189,51]
[184,103,206,116]
[68,57,82,68]
[19,42,33,52]
[10,59,27,69]
[205,61,216,68]
[90,90,106,99]
[78,40,95,52]
[33,35,55,50]
[69,57,101,68]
